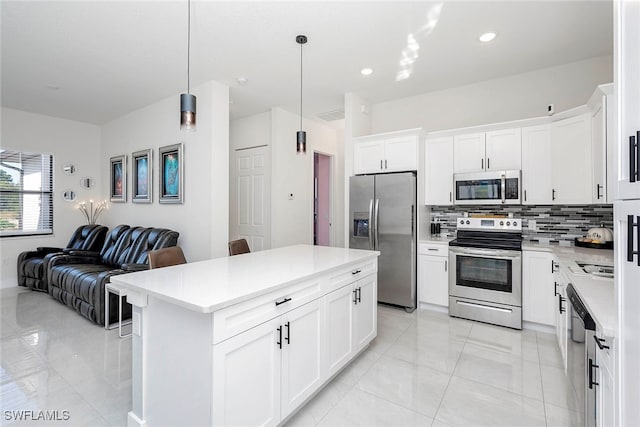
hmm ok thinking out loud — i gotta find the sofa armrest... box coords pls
[48,253,101,268]
[35,247,64,254]
[65,250,101,258]
[121,263,149,272]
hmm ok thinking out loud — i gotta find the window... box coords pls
[0,150,53,237]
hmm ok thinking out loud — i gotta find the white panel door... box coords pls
[235,146,270,251]
[522,125,553,205]
[212,317,281,427]
[324,284,354,377]
[551,113,593,204]
[353,275,377,352]
[417,255,448,307]
[485,128,522,171]
[384,135,418,172]
[425,136,454,205]
[522,250,555,326]
[281,299,324,418]
[592,100,607,203]
[555,281,568,372]
[615,200,640,427]
[353,140,384,174]
[616,0,640,200]
[453,132,486,173]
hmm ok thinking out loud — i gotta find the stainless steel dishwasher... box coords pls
[567,283,597,427]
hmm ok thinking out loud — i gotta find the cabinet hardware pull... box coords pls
[428,248,438,251]
[552,189,556,201]
[449,191,452,202]
[594,335,610,350]
[628,215,640,266]
[277,326,282,349]
[629,133,638,183]
[554,281,559,297]
[353,289,358,305]
[385,159,388,169]
[524,190,527,202]
[357,287,362,303]
[481,158,484,170]
[285,321,290,345]
[444,260,447,272]
[596,184,603,199]
[558,294,565,314]
[380,160,383,170]
[275,297,292,306]
[487,158,490,169]
[589,358,599,389]
[351,269,362,275]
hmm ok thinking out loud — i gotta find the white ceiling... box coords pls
[1,1,612,125]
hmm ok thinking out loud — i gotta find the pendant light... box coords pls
[296,35,307,154]
[180,0,196,131]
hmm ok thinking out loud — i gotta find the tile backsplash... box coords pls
[426,205,613,244]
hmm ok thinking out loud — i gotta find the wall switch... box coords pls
[288,193,294,200]
[528,220,537,231]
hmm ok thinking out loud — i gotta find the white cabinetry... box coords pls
[424,136,454,205]
[453,128,521,173]
[522,250,555,326]
[353,130,419,174]
[555,264,569,371]
[589,84,614,203]
[417,242,449,307]
[594,329,615,427]
[551,113,593,204]
[522,125,553,205]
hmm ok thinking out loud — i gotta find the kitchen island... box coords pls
[110,245,379,427]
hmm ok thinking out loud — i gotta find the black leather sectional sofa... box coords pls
[17,224,179,326]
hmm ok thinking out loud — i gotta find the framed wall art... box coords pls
[110,155,127,202]
[159,143,184,204]
[132,149,152,203]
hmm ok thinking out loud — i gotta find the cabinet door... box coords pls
[454,133,486,173]
[522,125,553,204]
[555,283,568,372]
[592,98,607,203]
[551,113,593,204]
[485,128,522,170]
[522,251,555,326]
[597,348,615,427]
[353,274,377,352]
[614,200,640,426]
[281,299,324,418]
[212,317,282,427]
[616,0,640,200]
[417,254,448,307]
[324,285,354,377]
[354,140,384,174]
[384,135,418,172]
[425,136,454,205]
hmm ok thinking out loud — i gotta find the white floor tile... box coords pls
[540,364,580,412]
[284,379,352,427]
[544,402,583,426]
[466,323,539,363]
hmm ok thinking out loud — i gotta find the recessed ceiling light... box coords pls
[236,77,248,86]
[360,68,373,76]
[479,32,497,43]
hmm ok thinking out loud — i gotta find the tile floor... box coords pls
[1,287,581,426]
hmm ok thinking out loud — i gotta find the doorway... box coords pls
[314,152,332,246]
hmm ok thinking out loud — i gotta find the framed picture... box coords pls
[132,149,152,203]
[110,155,127,202]
[159,143,184,204]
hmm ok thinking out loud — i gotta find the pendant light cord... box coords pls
[300,40,303,130]
[187,0,191,94]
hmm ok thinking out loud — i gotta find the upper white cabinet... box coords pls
[550,113,593,204]
[424,136,454,205]
[454,128,521,173]
[353,130,420,174]
[615,0,640,200]
[589,84,614,203]
[522,124,553,205]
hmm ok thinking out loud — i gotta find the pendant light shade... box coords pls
[296,35,307,154]
[180,0,196,132]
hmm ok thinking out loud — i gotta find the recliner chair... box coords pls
[17,224,108,292]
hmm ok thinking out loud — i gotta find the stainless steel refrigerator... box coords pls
[349,172,416,311]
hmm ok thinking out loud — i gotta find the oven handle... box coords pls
[455,300,513,314]
[449,247,521,260]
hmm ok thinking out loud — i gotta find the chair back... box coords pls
[228,239,250,256]
[149,246,187,269]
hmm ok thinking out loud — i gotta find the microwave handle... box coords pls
[501,173,506,204]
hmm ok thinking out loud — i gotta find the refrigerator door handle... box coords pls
[374,199,380,250]
[368,199,374,250]
[411,204,415,237]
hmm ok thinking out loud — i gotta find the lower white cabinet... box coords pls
[555,268,569,371]
[522,250,555,326]
[595,330,615,427]
[353,275,377,351]
[417,254,448,307]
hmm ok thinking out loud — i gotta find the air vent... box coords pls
[317,108,345,122]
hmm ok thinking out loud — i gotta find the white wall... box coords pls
[0,108,101,288]
[371,55,613,134]
[100,81,229,262]
[270,108,342,249]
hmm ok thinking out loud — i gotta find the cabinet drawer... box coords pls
[418,242,448,256]
[327,259,377,291]
[213,279,322,344]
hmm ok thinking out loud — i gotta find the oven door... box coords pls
[454,171,521,205]
[449,246,522,306]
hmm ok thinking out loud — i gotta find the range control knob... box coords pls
[500,221,504,226]
[506,221,511,226]
[513,221,518,226]
[460,220,464,225]
[466,220,470,225]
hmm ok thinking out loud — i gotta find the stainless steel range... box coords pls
[448,217,523,329]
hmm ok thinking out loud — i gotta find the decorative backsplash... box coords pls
[426,205,614,244]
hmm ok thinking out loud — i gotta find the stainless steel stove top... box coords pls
[576,262,614,279]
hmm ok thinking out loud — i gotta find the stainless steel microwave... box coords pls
[454,170,521,205]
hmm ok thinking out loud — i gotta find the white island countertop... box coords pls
[110,245,379,314]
